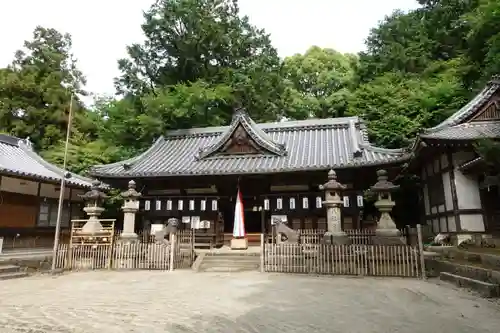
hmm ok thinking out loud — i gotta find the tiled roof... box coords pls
[420,121,500,140]
[0,134,93,188]
[90,114,407,178]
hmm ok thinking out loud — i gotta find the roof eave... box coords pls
[92,155,409,179]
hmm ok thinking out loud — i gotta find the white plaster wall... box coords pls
[423,184,430,214]
[439,217,448,232]
[71,189,85,201]
[39,183,70,200]
[460,214,485,232]
[442,172,453,210]
[432,219,439,233]
[0,176,38,195]
[448,218,457,232]
[453,163,482,210]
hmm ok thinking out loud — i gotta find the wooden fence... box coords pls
[262,228,425,278]
[54,230,195,271]
[263,243,421,277]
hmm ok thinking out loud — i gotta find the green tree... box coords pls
[0,26,87,150]
[348,61,467,148]
[466,0,500,86]
[115,0,285,127]
[282,46,357,119]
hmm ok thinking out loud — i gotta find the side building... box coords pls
[0,134,93,248]
[408,76,500,235]
[90,108,407,245]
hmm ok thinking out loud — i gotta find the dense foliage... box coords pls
[1,0,499,174]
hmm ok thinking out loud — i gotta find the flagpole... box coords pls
[51,93,74,273]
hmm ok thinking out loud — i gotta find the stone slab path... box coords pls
[1,271,500,333]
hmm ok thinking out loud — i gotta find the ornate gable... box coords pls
[470,99,500,122]
[196,108,287,159]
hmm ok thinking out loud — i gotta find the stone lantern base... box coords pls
[231,237,248,250]
[323,231,351,245]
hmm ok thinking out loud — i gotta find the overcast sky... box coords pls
[0,0,419,99]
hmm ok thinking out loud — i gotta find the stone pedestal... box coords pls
[323,197,350,245]
[119,180,142,244]
[120,207,139,243]
[373,199,404,245]
[231,238,248,250]
[319,169,350,245]
[81,206,104,234]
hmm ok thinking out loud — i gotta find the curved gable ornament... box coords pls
[196,107,287,159]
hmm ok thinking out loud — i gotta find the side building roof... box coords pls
[418,76,500,142]
[0,134,94,188]
[90,109,407,178]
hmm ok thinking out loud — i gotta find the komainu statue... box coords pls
[154,218,180,244]
[273,218,299,243]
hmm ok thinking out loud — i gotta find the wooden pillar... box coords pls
[447,151,461,232]
[34,182,42,226]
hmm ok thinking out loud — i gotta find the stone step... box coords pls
[200,263,260,270]
[440,272,500,298]
[428,259,500,284]
[202,257,260,263]
[0,265,21,274]
[204,252,260,257]
[0,271,29,281]
[201,266,259,273]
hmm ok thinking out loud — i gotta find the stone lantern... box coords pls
[319,169,350,244]
[370,169,403,244]
[120,180,142,243]
[79,180,108,234]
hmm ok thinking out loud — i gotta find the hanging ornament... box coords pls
[178,200,184,211]
[200,199,206,211]
[155,200,162,210]
[264,198,270,211]
[276,197,283,210]
[211,199,218,211]
[189,199,195,211]
[303,197,309,209]
[144,200,151,211]
[316,196,322,208]
[356,195,364,208]
[166,200,172,210]
[289,197,296,210]
[343,196,350,207]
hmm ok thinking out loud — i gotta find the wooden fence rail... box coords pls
[55,231,194,271]
[263,243,421,278]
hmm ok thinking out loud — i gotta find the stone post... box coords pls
[370,169,404,245]
[120,180,142,243]
[319,170,350,245]
[79,180,108,234]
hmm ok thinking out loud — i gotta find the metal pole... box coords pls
[51,93,74,273]
[416,224,427,280]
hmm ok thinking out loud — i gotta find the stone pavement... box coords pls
[1,271,500,333]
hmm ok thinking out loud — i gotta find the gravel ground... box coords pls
[1,271,499,333]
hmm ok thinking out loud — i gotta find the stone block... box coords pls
[230,238,248,250]
[481,254,500,271]
[440,272,500,298]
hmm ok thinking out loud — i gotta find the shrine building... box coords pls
[90,108,407,246]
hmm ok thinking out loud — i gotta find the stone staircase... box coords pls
[426,246,500,298]
[0,264,28,281]
[194,252,261,272]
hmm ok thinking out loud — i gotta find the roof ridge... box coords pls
[196,108,287,159]
[164,116,359,138]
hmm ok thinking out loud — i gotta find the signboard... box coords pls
[271,215,287,225]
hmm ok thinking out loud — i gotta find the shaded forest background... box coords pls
[1,0,499,175]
